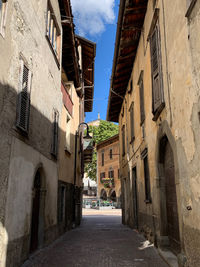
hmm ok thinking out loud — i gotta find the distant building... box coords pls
[96,135,121,207]
[83,177,97,197]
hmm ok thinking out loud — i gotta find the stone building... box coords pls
[96,135,121,207]
[107,0,200,266]
[0,0,95,266]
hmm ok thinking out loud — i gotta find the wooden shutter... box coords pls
[139,79,145,124]
[122,125,125,156]
[130,103,134,141]
[150,23,164,115]
[51,111,59,157]
[16,62,31,132]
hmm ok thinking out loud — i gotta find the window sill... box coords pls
[144,199,152,204]
[152,103,165,121]
[65,147,71,156]
[14,125,29,137]
[46,35,60,69]
[185,0,197,17]
[130,136,135,144]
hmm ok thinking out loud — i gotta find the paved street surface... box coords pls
[22,209,168,267]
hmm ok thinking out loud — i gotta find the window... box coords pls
[100,172,105,183]
[16,59,32,133]
[109,148,113,159]
[150,22,164,120]
[129,103,135,143]
[46,1,61,61]
[101,151,104,166]
[65,114,71,153]
[108,169,114,178]
[118,169,120,179]
[122,125,125,156]
[58,184,66,223]
[128,79,133,94]
[138,71,145,125]
[51,110,59,157]
[0,0,8,37]
[141,149,151,202]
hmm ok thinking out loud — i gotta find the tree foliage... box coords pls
[84,120,118,181]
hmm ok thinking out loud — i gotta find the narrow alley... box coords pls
[22,210,168,267]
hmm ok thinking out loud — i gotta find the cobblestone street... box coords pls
[22,209,168,267]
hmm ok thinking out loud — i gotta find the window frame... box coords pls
[51,109,59,158]
[101,151,104,166]
[16,58,32,134]
[141,148,151,203]
[150,20,165,121]
[138,71,145,125]
[122,125,125,157]
[129,102,135,143]
[46,1,61,65]
[109,148,113,159]
[65,114,71,154]
[0,0,8,38]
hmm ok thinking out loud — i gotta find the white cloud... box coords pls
[70,0,115,36]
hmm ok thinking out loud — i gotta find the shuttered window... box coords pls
[51,111,59,157]
[150,22,164,120]
[129,103,135,142]
[141,148,151,202]
[138,72,145,125]
[16,60,32,133]
[122,125,125,156]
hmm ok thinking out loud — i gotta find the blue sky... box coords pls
[71,0,120,122]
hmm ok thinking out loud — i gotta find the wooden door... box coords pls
[132,167,138,229]
[30,172,41,253]
[164,142,180,254]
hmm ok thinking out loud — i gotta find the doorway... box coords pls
[132,167,138,229]
[163,140,181,254]
[30,169,45,253]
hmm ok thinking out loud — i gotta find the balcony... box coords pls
[101,178,115,189]
[61,82,73,116]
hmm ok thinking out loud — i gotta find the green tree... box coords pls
[84,120,118,181]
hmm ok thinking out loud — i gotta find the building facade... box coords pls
[97,135,121,207]
[107,0,200,266]
[0,0,95,266]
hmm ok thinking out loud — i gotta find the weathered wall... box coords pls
[0,0,62,266]
[118,0,200,266]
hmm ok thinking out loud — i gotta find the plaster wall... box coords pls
[0,0,62,265]
[58,83,82,186]
[118,0,200,265]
